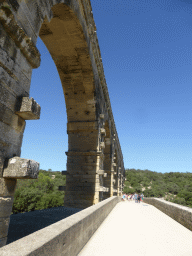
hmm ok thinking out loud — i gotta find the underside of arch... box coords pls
[39,3,96,123]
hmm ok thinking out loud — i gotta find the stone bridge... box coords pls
[0,0,124,247]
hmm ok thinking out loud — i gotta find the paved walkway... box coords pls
[78,201,192,256]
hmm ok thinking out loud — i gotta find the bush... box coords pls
[12,169,65,214]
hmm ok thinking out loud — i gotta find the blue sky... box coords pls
[21,0,192,173]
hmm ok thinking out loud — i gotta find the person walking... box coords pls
[141,193,144,202]
[138,194,141,203]
[134,193,138,203]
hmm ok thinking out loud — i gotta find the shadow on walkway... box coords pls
[7,206,83,244]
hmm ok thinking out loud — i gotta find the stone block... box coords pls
[103,173,107,177]
[100,142,105,149]
[0,196,14,218]
[99,186,109,192]
[0,236,7,248]
[105,138,111,145]
[15,97,41,120]
[3,156,39,179]
[100,128,106,136]
[0,178,17,197]
[96,169,104,175]
[0,217,10,238]
[0,154,4,177]
[99,114,104,119]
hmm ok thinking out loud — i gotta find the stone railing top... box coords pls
[145,198,192,213]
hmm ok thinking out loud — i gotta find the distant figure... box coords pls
[134,193,138,203]
[141,193,144,201]
[138,194,141,203]
[122,193,126,201]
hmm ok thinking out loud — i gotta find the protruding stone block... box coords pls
[103,173,107,177]
[100,142,105,149]
[99,114,104,119]
[58,186,66,191]
[3,157,39,179]
[16,97,41,120]
[97,169,104,175]
[99,186,109,192]
[113,163,116,167]
[100,128,106,136]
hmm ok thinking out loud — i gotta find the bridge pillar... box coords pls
[64,121,103,208]
[103,153,113,199]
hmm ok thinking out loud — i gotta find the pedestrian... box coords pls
[141,193,144,201]
[138,194,141,203]
[134,192,138,203]
[122,193,126,201]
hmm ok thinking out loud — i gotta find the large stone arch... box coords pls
[38,3,101,209]
[0,0,125,247]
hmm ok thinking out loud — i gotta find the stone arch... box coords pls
[37,3,102,208]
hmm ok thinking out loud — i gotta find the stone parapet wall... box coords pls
[0,196,121,256]
[143,198,192,231]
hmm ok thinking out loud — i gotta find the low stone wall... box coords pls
[143,198,192,231]
[0,196,121,256]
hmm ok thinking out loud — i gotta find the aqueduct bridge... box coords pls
[0,0,125,247]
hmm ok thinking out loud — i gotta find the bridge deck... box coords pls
[78,201,192,256]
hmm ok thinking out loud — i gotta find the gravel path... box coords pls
[7,206,82,244]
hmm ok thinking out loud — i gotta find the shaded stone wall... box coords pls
[0,196,121,256]
[0,0,125,247]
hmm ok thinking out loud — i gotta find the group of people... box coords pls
[121,193,144,203]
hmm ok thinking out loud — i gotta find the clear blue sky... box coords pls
[21,0,192,173]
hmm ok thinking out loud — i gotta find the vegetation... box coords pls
[123,169,192,208]
[12,169,66,214]
[12,168,192,213]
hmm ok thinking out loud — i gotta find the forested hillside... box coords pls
[12,168,192,213]
[124,169,192,208]
[12,169,66,214]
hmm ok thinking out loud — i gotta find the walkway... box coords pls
[78,201,192,256]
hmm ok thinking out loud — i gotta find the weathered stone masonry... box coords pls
[0,0,124,247]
